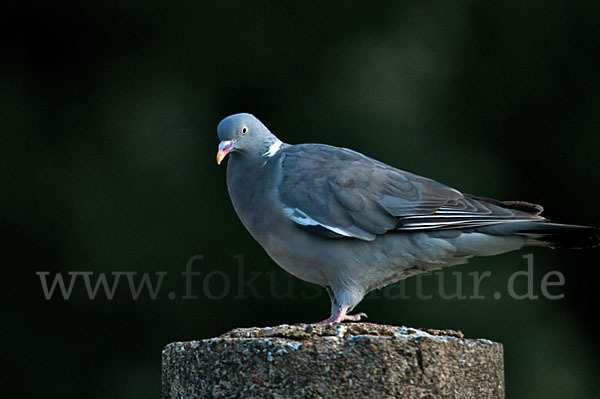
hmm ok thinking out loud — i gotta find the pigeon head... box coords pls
[216,113,281,164]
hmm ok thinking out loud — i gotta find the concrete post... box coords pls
[162,323,504,398]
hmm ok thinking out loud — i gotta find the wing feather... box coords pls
[278,144,545,241]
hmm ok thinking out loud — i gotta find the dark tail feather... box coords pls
[476,222,600,249]
[519,223,600,249]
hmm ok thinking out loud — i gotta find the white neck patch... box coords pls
[263,139,282,157]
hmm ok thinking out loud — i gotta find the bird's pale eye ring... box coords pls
[241,126,248,135]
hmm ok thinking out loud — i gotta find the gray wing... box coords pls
[278,144,545,241]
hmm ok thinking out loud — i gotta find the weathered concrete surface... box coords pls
[162,323,504,399]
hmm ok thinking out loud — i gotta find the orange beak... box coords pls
[216,140,234,165]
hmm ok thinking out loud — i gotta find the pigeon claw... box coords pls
[315,305,368,324]
[345,312,368,322]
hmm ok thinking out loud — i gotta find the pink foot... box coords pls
[315,305,368,324]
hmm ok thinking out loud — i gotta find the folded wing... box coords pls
[278,144,545,241]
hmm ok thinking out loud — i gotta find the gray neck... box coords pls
[233,134,285,163]
[261,135,284,157]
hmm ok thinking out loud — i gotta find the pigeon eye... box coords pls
[241,126,248,135]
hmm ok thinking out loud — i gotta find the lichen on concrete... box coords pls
[162,323,504,399]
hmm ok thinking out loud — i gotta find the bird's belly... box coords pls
[256,223,331,287]
[264,231,466,294]
[257,228,426,290]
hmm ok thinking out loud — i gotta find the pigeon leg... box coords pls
[315,305,368,324]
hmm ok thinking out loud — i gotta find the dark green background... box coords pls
[2,1,599,398]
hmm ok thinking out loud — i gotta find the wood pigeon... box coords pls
[216,113,599,323]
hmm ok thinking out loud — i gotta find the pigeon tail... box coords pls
[519,222,600,249]
[476,222,600,249]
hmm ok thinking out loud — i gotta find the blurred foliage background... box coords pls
[2,1,600,398]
